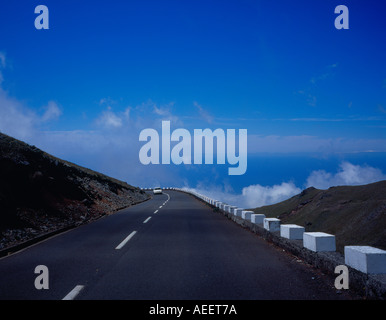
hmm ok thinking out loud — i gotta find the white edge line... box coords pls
[143,216,152,224]
[62,285,85,300]
[115,231,137,250]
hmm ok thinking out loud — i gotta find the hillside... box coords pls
[251,181,386,253]
[0,132,150,250]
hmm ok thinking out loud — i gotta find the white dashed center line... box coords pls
[62,285,84,300]
[62,193,172,300]
[115,231,137,250]
[143,216,152,224]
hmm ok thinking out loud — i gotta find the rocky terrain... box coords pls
[251,181,386,253]
[0,132,149,251]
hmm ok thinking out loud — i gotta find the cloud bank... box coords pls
[186,161,386,209]
[306,161,386,189]
[183,181,301,209]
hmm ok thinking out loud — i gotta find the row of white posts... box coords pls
[171,187,386,275]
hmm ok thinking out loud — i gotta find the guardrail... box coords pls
[165,186,386,299]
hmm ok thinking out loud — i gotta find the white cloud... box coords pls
[0,59,63,140]
[240,182,301,208]
[0,88,38,141]
[153,104,170,116]
[0,52,5,68]
[306,161,386,189]
[96,108,123,128]
[151,101,182,125]
[41,101,62,122]
[0,78,183,187]
[184,181,301,209]
[94,100,179,131]
[194,101,213,123]
[0,51,6,85]
[123,107,131,119]
[36,127,183,188]
[99,97,118,107]
[0,91,62,141]
[184,161,386,209]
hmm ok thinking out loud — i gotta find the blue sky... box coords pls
[0,0,385,207]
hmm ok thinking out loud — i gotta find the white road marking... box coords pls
[143,216,152,224]
[162,193,170,207]
[154,210,158,214]
[62,285,84,300]
[115,231,137,250]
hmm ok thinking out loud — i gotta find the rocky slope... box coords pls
[251,181,386,253]
[0,132,149,251]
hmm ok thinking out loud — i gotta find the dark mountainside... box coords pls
[0,132,149,251]
[251,181,386,253]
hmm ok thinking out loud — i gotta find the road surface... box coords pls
[0,190,356,300]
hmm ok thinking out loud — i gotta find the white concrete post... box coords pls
[303,232,336,252]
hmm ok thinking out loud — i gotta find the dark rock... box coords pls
[0,132,150,252]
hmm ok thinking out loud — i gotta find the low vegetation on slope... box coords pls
[0,132,149,250]
[251,182,386,253]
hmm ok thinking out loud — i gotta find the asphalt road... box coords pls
[0,190,356,300]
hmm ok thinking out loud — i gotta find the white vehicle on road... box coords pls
[153,187,163,195]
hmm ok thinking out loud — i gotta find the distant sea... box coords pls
[174,152,386,193]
